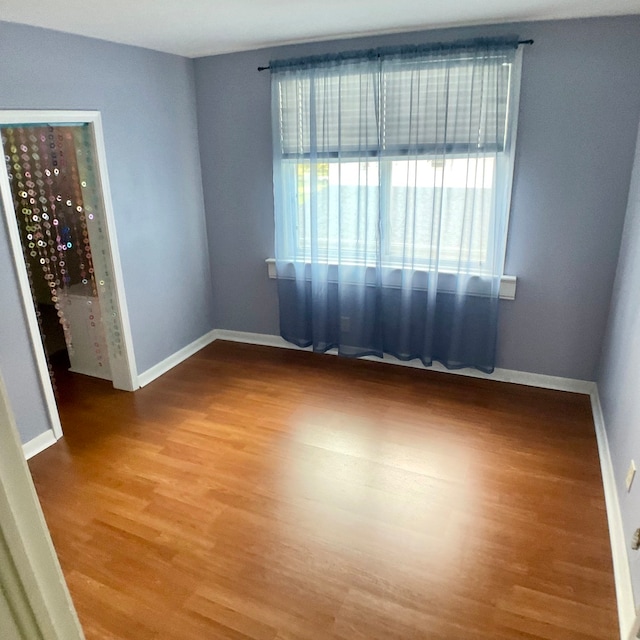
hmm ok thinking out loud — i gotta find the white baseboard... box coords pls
[590,388,636,640]
[213,329,595,395]
[22,429,59,460]
[213,329,297,351]
[137,329,217,388]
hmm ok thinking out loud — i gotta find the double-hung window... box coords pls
[271,40,522,278]
[270,39,523,372]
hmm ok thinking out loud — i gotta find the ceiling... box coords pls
[1,0,640,58]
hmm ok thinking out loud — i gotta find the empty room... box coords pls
[1,1,640,639]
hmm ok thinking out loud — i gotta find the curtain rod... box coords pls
[257,39,533,71]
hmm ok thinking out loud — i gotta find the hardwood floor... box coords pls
[28,341,618,639]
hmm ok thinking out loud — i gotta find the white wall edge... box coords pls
[590,387,636,640]
[214,329,594,394]
[137,329,217,388]
[22,429,59,461]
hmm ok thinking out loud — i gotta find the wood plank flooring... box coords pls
[28,341,618,639]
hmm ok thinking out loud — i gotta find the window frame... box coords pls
[280,151,507,275]
[273,46,523,280]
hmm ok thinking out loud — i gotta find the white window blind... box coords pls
[275,52,514,158]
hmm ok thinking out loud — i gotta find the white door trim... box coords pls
[85,112,138,390]
[0,111,138,439]
[0,369,84,639]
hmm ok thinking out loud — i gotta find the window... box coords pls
[287,156,496,269]
[271,42,521,277]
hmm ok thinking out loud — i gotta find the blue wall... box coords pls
[3,15,640,445]
[194,16,640,380]
[0,22,214,442]
[599,124,640,604]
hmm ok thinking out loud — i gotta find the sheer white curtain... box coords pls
[271,39,521,372]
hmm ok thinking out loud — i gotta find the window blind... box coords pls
[274,50,515,158]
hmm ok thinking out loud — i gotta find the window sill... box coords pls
[265,259,517,300]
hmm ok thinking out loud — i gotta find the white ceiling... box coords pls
[1,0,640,58]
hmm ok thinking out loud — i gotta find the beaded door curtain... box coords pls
[1,124,122,389]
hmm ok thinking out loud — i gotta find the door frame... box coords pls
[0,368,84,639]
[0,110,139,440]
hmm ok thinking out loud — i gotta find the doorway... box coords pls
[0,111,138,441]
